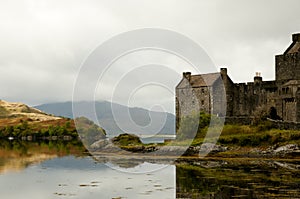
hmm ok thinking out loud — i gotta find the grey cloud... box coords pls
[1,0,300,111]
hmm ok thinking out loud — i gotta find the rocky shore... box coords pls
[89,139,300,159]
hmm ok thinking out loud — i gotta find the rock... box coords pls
[90,139,109,149]
[154,143,228,156]
[274,144,299,154]
[144,145,157,152]
[193,160,228,168]
[155,146,188,156]
[198,143,228,154]
[273,161,300,170]
[102,143,123,152]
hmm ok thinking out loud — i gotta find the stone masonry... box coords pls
[176,33,300,125]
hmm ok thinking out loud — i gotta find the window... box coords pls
[201,100,204,106]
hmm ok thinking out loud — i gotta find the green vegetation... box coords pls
[218,123,300,147]
[0,119,78,139]
[111,133,161,152]
[0,113,108,143]
[75,117,106,145]
[175,112,300,148]
[177,111,215,140]
[0,100,108,143]
[176,161,300,198]
[112,133,142,146]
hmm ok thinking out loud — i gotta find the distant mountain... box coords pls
[35,101,176,136]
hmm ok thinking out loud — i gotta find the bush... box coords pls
[290,133,300,140]
[260,134,271,142]
[271,134,285,144]
[239,137,251,146]
[177,111,212,140]
[256,121,276,132]
[112,133,142,146]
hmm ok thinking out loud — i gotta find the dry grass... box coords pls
[0,100,62,128]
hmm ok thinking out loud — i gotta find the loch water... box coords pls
[0,140,299,199]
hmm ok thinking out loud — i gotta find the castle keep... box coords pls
[176,33,300,124]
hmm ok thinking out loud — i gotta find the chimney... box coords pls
[183,72,191,81]
[220,68,227,77]
[292,33,300,42]
[220,68,228,88]
[254,72,262,84]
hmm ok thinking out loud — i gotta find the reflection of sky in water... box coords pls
[0,156,175,199]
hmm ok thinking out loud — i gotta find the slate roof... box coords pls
[176,72,221,89]
[285,42,300,54]
[189,73,221,87]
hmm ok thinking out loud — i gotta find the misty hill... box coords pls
[35,101,175,136]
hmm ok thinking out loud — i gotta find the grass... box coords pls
[217,123,300,147]
[0,117,79,139]
[175,112,300,148]
[170,122,300,148]
[0,106,8,117]
[219,125,300,148]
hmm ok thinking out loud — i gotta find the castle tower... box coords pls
[276,33,300,84]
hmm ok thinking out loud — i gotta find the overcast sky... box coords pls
[1,0,300,113]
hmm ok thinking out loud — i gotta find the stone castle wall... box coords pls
[276,53,300,83]
[176,33,300,126]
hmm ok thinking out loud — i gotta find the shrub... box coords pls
[239,137,251,146]
[260,134,271,142]
[290,133,300,140]
[271,134,284,144]
[112,133,142,146]
[256,121,276,132]
[177,111,212,140]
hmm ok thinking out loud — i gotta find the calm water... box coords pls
[0,140,299,199]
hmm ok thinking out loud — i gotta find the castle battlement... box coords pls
[176,33,300,124]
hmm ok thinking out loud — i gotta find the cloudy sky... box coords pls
[1,0,300,113]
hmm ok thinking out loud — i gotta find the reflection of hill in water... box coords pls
[0,140,86,174]
[0,153,57,174]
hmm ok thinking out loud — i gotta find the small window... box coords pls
[201,100,204,106]
[201,88,205,94]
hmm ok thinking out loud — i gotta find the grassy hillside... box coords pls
[0,100,105,140]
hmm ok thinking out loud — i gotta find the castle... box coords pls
[176,33,300,125]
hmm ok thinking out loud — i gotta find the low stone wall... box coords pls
[224,117,300,130]
[224,116,252,125]
[267,118,300,130]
